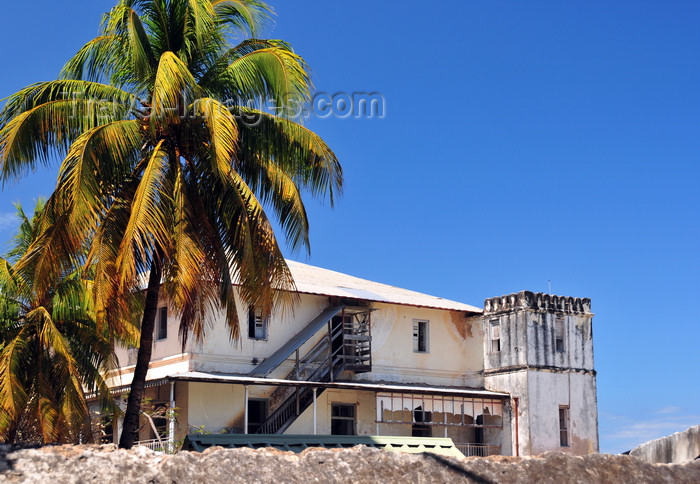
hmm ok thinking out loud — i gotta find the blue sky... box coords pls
[0,1,698,454]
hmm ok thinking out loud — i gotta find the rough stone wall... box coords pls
[0,445,698,484]
[628,424,700,464]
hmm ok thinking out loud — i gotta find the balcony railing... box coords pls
[455,443,500,457]
[135,439,173,453]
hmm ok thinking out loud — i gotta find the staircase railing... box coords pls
[256,362,345,434]
[256,323,345,434]
[254,307,372,435]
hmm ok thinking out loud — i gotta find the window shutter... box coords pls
[413,322,419,352]
[248,308,256,338]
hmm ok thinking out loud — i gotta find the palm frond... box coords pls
[0,328,30,440]
[104,2,157,85]
[59,35,120,83]
[191,97,239,174]
[210,41,311,112]
[116,140,173,291]
[212,0,273,38]
[151,51,201,124]
[236,108,343,205]
[0,80,135,127]
[0,99,129,182]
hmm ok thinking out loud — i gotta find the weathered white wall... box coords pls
[484,373,525,454]
[190,292,329,376]
[186,381,246,433]
[482,292,598,456]
[357,303,483,387]
[525,313,594,370]
[113,288,486,391]
[526,371,598,455]
[284,389,377,436]
[629,424,700,464]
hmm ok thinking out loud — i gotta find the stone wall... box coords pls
[628,424,700,464]
[0,445,698,483]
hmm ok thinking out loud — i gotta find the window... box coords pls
[412,405,432,437]
[555,317,565,353]
[247,399,268,434]
[156,307,167,341]
[331,403,356,435]
[248,307,268,340]
[413,320,429,353]
[490,320,501,353]
[559,405,570,447]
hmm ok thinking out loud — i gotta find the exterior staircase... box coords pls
[250,306,372,434]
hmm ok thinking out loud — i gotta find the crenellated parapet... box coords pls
[483,291,591,315]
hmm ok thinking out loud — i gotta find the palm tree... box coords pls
[0,201,129,444]
[0,0,341,448]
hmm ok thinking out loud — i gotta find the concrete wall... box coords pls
[526,371,598,455]
[285,389,377,436]
[190,293,329,376]
[628,425,700,464]
[115,287,485,389]
[358,303,484,388]
[482,292,598,456]
[526,312,594,370]
[483,370,597,456]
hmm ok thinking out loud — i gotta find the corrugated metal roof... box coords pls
[286,260,482,313]
[139,260,481,313]
[182,434,465,458]
[169,371,509,399]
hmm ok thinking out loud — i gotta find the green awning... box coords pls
[182,434,464,458]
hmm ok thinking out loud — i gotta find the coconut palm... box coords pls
[0,201,127,444]
[0,0,341,448]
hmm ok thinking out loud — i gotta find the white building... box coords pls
[103,260,598,457]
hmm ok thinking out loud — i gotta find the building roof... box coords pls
[286,260,482,313]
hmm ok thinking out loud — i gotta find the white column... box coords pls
[168,381,176,452]
[244,386,249,434]
[312,388,317,435]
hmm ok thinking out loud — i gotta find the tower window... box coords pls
[555,317,565,353]
[156,307,167,341]
[248,307,268,340]
[559,405,570,447]
[413,320,429,353]
[490,320,501,353]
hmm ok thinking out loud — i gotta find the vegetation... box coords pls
[0,201,135,443]
[0,0,341,447]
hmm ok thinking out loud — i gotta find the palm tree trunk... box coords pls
[118,257,162,449]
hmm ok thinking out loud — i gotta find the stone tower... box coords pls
[482,291,598,455]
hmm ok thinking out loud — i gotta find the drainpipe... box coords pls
[513,397,520,457]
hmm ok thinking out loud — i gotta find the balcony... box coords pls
[455,443,500,457]
[135,439,173,453]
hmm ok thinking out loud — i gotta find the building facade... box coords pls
[101,261,598,457]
